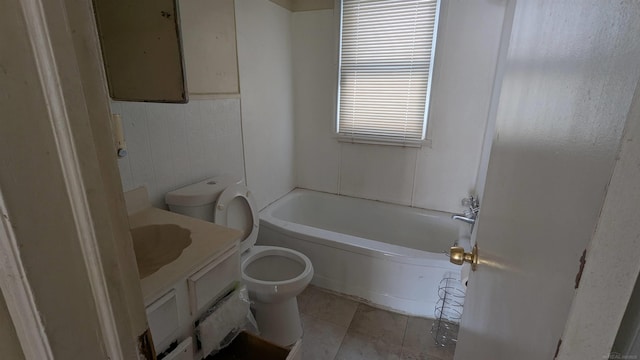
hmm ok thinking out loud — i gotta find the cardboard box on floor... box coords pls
[208,332,301,360]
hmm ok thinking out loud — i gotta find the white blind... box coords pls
[337,0,440,146]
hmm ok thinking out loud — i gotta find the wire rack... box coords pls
[431,272,466,347]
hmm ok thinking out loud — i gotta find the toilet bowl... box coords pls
[165,175,313,346]
[241,245,313,345]
[242,246,313,303]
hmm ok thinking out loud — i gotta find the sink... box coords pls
[131,224,192,278]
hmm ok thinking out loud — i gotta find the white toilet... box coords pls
[165,175,313,346]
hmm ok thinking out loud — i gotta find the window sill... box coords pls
[336,136,432,148]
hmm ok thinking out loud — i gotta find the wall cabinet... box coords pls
[180,0,240,96]
[93,0,239,103]
[93,0,188,103]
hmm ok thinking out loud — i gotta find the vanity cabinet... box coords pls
[161,337,194,360]
[187,245,240,314]
[146,290,180,352]
[146,243,240,357]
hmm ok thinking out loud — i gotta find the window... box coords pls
[337,0,440,147]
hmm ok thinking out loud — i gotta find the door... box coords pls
[455,1,640,359]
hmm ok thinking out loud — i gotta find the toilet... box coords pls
[165,175,313,346]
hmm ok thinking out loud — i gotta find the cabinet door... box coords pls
[187,245,240,315]
[146,290,180,353]
[161,337,193,360]
[93,0,188,102]
[180,0,240,95]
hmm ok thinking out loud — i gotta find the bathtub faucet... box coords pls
[451,215,476,225]
[452,195,480,228]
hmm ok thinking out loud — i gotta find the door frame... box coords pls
[0,0,149,358]
[0,193,54,359]
[556,81,640,359]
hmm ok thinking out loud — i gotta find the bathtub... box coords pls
[257,189,466,317]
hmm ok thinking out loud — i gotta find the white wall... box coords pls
[115,0,507,214]
[112,99,245,208]
[235,0,297,210]
[114,0,296,211]
[293,0,508,213]
[292,9,340,194]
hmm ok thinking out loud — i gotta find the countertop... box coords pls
[125,187,242,304]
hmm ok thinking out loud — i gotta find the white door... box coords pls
[454,1,640,359]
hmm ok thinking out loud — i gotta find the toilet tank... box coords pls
[165,175,242,222]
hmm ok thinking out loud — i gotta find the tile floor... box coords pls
[297,285,456,360]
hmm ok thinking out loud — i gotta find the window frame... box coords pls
[335,0,441,148]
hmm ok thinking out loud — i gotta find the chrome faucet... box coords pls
[452,195,480,227]
[451,215,476,225]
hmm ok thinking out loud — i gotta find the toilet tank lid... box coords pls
[165,175,242,207]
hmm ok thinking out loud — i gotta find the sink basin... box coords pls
[131,224,192,278]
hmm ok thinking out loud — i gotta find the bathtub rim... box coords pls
[259,189,459,267]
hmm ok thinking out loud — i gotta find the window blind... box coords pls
[337,0,440,146]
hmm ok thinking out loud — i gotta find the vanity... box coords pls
[125,187,242,359]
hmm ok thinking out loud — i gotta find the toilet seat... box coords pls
[214,184,259,253]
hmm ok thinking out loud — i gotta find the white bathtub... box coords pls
[257,189,465,317]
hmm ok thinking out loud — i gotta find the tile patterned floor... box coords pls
[298,286,456,360]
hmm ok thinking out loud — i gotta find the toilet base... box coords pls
[251,297,302,347]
